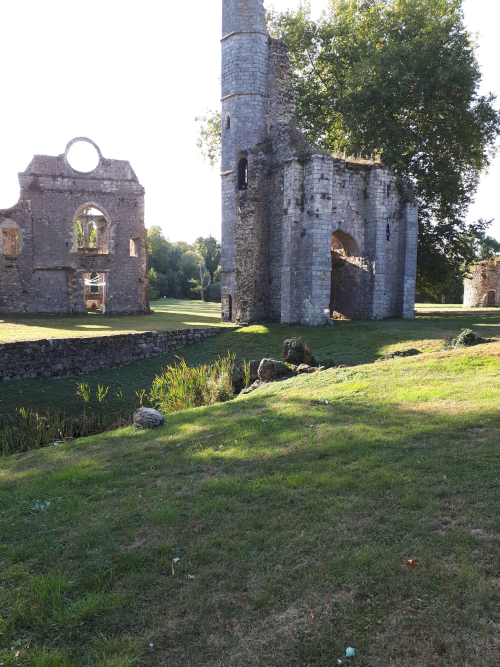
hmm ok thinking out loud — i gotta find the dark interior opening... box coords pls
[227,116,231,129]
[238,158,248,191]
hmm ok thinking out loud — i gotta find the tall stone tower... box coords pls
[219,0,417,325]
[220,0,271,323]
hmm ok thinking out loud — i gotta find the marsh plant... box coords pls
[149,354,235,414]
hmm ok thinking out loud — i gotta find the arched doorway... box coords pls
[222,293,233,322]
[330,231,368,319]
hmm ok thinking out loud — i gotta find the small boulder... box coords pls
[133,407,164,428]
[258,358,294,382]
[296,364,317,374]
[282,339,312,365]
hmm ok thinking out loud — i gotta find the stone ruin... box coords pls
[0,137,149,315]
[464,259,500,308]
[220,0,418,326]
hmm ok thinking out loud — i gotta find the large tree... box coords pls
[198,0,500,291]
[194,235,221,283]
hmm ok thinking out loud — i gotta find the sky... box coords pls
[0,0,498,244]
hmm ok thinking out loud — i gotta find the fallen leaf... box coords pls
[442,586,448,590]
[220,633,225,637]
[31,603,39,608]
[327,597,331,605]
[237,602,244,608]
[404,559,418,568]
[224,620,229,629]
[301,531,304,537]
[339,596,343,599]
[310,610,315,619]
[404,607,416,612]
[172,565,175,575]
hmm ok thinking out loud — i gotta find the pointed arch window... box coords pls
[238,158,248,191]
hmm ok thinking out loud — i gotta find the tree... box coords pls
[147,226,171,275]
[199,265,211,301]
[195,109,222,168]
[197,1,500,291]
[194,235,221,282]
[473,230,500,261]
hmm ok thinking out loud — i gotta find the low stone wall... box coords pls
[0,327,235,381]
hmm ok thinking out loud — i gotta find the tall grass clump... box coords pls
[149,354,235,414]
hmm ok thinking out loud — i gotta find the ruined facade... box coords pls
[220,0,418,325]
[464,260,500,308]
[0,138,149,315]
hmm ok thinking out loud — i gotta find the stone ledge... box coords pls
[0,326,237,381]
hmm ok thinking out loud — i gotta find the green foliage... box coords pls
[147,227,222,302]
[444,328,487,348]
[194,235,221,282]
[194,108,222,168]
[149,354,235,413]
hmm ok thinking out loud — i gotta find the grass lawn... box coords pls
[415,303,500,313]
[1,343,500,666]
[1,314,500,427]
[0,300,224,344]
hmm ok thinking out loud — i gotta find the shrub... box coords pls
[149,354,235,414]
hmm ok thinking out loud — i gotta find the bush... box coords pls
[149,355,235,414]
[443,328,487,349]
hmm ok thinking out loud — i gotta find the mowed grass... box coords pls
[0,299,224,344]
[1,314,500,426]
[1,344,500,666]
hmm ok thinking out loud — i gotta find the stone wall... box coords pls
[0,137,149,316]
[0,327,233,381]
[464,260,500,307]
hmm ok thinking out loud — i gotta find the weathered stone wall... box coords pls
[464,260,500,307]
[220,0,418,325]
[0,138,149,316]
[0,327,233,381]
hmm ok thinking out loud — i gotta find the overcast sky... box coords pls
[0,0,498,244]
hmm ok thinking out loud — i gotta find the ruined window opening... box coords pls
[488,290,495,306]
[67,140,100,173]
[130,238,139,257]
[227,116,231,129]
[330,231,363,320]
[238,158,248,190]
[331,231,360,258]
[76,206,109,254]
[2,228,18,255]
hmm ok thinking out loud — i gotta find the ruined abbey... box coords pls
[220,0,418,325]
[0,138,149,315]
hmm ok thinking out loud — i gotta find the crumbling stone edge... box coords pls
[0,327,238,382]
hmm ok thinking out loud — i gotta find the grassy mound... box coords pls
[1,344,500,665]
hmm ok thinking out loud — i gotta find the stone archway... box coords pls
[330,231,370,319]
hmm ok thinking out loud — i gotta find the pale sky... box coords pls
[0,0,498,244]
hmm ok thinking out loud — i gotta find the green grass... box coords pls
[415,303,500,312]
[1,343,500,665]
[1,314,500,427]
[0,299,224,344]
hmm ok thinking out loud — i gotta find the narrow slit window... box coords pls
[2,228,18,255]
[130,238,139,257]
[238,158,248,191]
[227,115,231,129]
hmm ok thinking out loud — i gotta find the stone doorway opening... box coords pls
[222,293,233,322]
[488,290,495,306]
[330,231,367,319]
[84,272,107,313]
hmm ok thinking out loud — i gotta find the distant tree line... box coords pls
[147,227,221,303]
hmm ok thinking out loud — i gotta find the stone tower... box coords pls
[220,0,271,323]
[220,0,418,325]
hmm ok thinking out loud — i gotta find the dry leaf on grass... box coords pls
[404,558,418,567]
[237,602,244,608]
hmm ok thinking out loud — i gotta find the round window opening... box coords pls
[66,140,100,173]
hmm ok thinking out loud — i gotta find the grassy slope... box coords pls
[1,344,500,666]
[0,300,223,344]
[1,314,500,425]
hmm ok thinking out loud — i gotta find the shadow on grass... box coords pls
[2,360,500,665]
